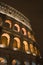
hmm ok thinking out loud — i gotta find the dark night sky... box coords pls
[0,0,43,57]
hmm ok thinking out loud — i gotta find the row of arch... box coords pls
[2,19,35,42]
[0,33,40,56]
[0,57,40,65]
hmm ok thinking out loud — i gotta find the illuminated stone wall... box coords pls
[0,2,41,65]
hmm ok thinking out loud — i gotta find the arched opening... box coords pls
[28,32,36,42]
[28,32,31,38]
[5,20,12,28]
[13,24,20,32]
[23,41,30,54]
[0,57,7,65]
[34,47,38,56]
[12,59,20,65]
[30,44,35,56]
[12,37,20,50]
[0,33,10,48]
[22,28,27,35]
[31,35,36,42]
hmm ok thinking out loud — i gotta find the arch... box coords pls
[13,37,20,50]
[23,41,30,54]
[12,59,16,65]
[13,24,20,32]
[23,41,29,51]
[5,20,12,28]
[30,44,35,54]
[28,32,31,38]
[12,59,20,65]
[28,32,36,42]
[34,47,38,55]
[22,28,27,35]
[31,35,36,42]
[0,57,7,65]
[1,33,10,47]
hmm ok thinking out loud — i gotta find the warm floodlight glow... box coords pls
[23,41,29,51]
[31,35,36,42]
[0,57,7,64]
[14,24,20,32]
[2,33,10,46]
[30,44,34,54]
[5,20,12,28]
[34,47,38,55]
[23,41,30,54]
[13,37,20,50]
[12,60,16,65]
[12,59,20,65]
[28,32,31,38]
[22,28,27,35]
